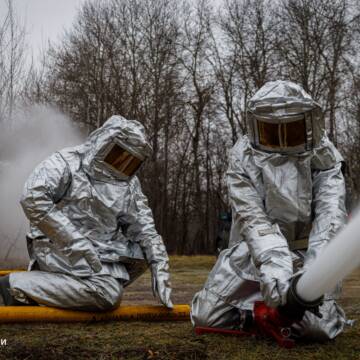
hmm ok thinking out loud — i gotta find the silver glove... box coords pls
[258,248,292,307]
[260,276,290,308]
[150,261,173,308]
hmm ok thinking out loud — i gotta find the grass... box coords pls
[0,256,359,360]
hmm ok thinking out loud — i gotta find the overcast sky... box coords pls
[0,0,85,60]
[0,0,221,64]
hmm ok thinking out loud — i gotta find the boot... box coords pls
[0,275,26,306]
[239,309,254,332]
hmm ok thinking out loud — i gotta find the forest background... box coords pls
[1,0,359,255]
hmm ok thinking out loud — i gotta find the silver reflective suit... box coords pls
[191,81,347,340]
[8,115,172,310]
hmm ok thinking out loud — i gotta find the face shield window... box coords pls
[257,117,306,150]
[104,143,143,177]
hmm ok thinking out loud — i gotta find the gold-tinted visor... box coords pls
[257,118,306,149]
[104,144,143,177]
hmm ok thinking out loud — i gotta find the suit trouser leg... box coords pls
[8,271,123,311]
[0,275,31,306]
[191,246,261,329]
[191,247,347,340]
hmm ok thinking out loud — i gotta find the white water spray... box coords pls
[0,105,84,268]
[296,208,360,302]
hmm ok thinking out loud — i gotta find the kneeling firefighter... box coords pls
[191,80,348,340]
[0,115,172,311]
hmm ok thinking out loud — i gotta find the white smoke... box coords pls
[0,105,85,269]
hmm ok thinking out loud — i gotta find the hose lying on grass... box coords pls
[0,270,25,276]
[0,270,190,323]
[0,304,190,323]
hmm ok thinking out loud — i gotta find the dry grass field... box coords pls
[0,256,359,359]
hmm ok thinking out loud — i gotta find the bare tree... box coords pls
[176,0,218,252]
[0,0,26,123]
[27,0,360,253]
[217,0,277,139]
[275,0,356,144]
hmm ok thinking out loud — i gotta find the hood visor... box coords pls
[104,143,143,178]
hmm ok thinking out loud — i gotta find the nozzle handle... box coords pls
[279,274,323,321]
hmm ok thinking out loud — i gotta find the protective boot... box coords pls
[239,309,254,332]
[0,275,27,306]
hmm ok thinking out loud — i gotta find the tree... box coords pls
[275,0,356,144]
[0,0,26,123]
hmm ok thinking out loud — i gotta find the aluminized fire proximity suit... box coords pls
[191,80,347,340]
[1,115,172,310]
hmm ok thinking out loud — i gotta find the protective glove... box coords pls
[63,239,102,273]
[257,249,293,308]
[260,275,290,308]
[150,261,173,308]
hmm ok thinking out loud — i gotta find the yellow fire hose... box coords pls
[0,270,190,323]
[0,270,25,276]
[0,305,190,323]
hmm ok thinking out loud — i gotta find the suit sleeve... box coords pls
[227,147,293,305]
[126,177,169,264]
[305,162,347,267]
[20,152,99,266]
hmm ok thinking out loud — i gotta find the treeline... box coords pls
[2,0,360,254]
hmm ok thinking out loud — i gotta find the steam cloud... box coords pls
[0,105,84,269]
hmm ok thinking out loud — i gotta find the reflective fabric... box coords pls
[9,271,123,311]
[15,115,172,309]
[191,81,347,340]
[104,143,143,177]
[191,250,347,340]
[247,80,323,154]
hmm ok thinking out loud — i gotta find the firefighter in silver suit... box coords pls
[191,80,347,340]
[0,115,172,311]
